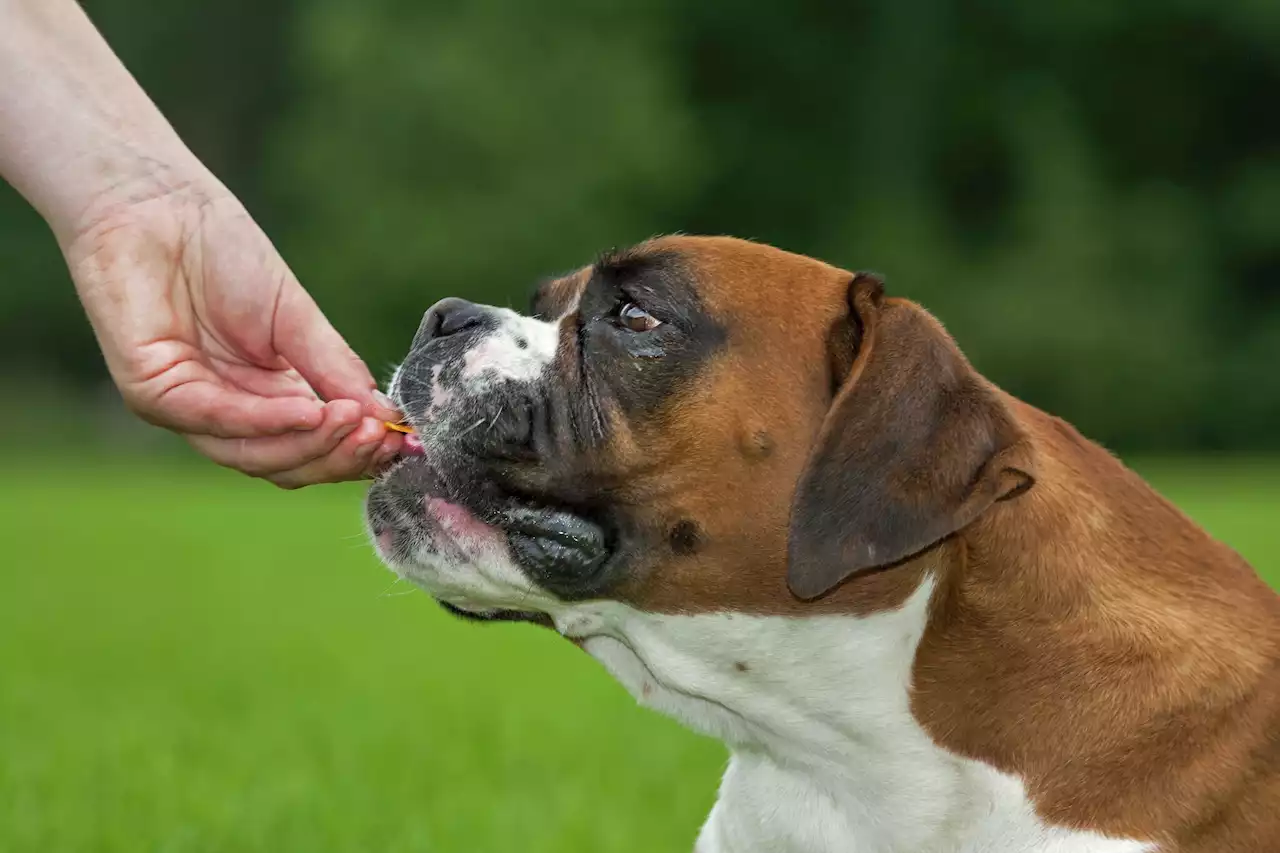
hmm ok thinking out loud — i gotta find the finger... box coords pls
[362,431,406,479]
[271,281,401,421]
[150,377,325,438]
[187,400,365,475]
[266,417,392,489]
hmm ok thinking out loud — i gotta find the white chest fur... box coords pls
[561,581,1157,853]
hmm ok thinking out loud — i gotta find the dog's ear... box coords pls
[786,274,1036,601]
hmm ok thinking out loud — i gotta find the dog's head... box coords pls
[365,236,1034,625]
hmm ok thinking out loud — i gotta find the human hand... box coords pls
[63,171,404,488]
[0,0,402,487]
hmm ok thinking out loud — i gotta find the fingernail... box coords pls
[373,391,400,415]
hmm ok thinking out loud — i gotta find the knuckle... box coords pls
[241,460,277,477]
[236,452,279,479]
[268,474,305,491]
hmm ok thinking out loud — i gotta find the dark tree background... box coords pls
[2,0,1277,451]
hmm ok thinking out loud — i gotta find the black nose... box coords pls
[414,298,491,347]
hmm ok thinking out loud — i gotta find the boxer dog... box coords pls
[364,236,1280,852]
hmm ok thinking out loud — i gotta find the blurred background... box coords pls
[1,1,1277,851]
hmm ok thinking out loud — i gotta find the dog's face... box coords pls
[365,235,1033,625]
[366,237,845,620]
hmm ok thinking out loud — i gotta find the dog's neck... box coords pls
[564,577,947,848]
[558,553,1155,852]
[571,570,939,755]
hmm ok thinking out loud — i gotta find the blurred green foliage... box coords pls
[2,0,1277,450]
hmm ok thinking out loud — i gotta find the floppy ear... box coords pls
[786,274,1036,601]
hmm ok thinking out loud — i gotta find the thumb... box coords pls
[272,278,401,421]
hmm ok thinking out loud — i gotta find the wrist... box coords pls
[58,145,216,244]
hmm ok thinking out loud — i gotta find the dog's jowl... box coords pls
[365,235,1280,853]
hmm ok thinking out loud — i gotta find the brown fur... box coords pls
[913,402,1280,849]
[540,235,1280,848]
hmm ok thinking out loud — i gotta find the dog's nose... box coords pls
[415,298,491,348]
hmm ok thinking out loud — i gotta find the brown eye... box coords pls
[617,302,662,332]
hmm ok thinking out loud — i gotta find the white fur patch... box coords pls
[377,532,1157,853]
[460,310,558,387]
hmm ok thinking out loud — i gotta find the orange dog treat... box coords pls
[385,421,414,434]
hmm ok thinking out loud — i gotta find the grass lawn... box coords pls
[1,453,1277,852]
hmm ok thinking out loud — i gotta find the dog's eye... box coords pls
[617,302,662,333]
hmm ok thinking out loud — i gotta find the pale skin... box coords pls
[0,0,403,488]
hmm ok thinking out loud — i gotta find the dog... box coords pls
[364,236,1280,852]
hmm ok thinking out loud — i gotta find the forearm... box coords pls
[0,0,202,243]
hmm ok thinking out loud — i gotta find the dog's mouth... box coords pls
[397,431,426,458]
[366,447,614,621]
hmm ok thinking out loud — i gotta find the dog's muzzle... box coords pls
[364,297,614,618]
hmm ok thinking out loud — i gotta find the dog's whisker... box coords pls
[484,406,505,435]
[453,417,488,438]
[377,577,408,598]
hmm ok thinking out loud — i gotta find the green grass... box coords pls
[1,454,1277,853]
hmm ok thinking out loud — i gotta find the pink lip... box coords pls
[425,497,503,549]
[401,433,425,456]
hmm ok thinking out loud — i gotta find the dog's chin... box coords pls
[367,450,612,621]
